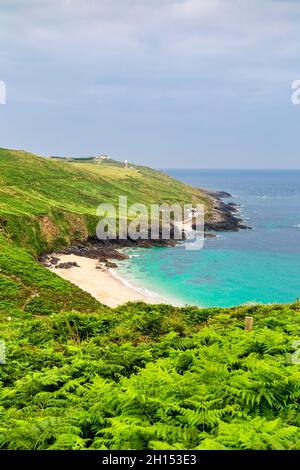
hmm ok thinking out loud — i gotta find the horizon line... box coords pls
[158,167,300,171]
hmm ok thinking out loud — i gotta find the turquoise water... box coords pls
[117,170,300,307]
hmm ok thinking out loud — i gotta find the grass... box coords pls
[0,235,105,319]
[0,148,213,256]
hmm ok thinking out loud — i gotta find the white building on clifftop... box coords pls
[94,154,110,162]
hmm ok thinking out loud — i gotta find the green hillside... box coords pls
[0,148,213,255]
[0,148,300,450]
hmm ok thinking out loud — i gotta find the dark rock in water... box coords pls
[56,261,79,269]
[204,197,252,232]
[106,261,118,268]
[204,233,217,238]
[50,257,60,265]
[203,189,232,199]
[213,190,232,198]
[227,202,240,211]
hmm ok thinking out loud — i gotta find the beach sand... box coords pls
[48,254,163,307]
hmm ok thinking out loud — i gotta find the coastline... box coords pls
[40,190,247,308]
[47,253,169,307]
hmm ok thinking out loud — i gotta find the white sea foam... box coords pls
[109,268,184,306]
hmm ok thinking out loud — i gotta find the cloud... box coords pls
[1,0,300,166]
[1,1,299,92]
[2,0,298,95]
[2,1,299,56]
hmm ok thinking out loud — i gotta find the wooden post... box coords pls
[245,316,254,332]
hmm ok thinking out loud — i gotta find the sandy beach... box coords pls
[47,254,163,307]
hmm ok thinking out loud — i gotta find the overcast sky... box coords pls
[1,0,300,168]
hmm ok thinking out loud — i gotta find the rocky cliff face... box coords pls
[203,190,251,232]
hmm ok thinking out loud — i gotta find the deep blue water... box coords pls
[118,170,300,307]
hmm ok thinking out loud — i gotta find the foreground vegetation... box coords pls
[1,279,300,449]
[0,148,300,450]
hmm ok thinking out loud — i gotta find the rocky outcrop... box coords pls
[204,190,252,232]
[207,190,232,199]
[56,261,79,269]
[106,261,118,269]
[39,255,80,269]
[39,188,251,268]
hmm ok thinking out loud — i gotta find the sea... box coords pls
[117,170,300,307]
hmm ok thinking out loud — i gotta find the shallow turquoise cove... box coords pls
[118,170,300,307]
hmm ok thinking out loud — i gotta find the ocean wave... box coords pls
[110,268,185,306]
[110,269,159,298]
[250,195,290,199]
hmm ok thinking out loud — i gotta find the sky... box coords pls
[0,0,300,168]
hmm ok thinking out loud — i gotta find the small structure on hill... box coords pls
[95,154,110,162]
[124,159,128,169]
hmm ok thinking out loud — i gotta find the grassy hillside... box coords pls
[0,148,300,450]
[0,235,105,318]
[0,147,214,321]
[0,148,213,255]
